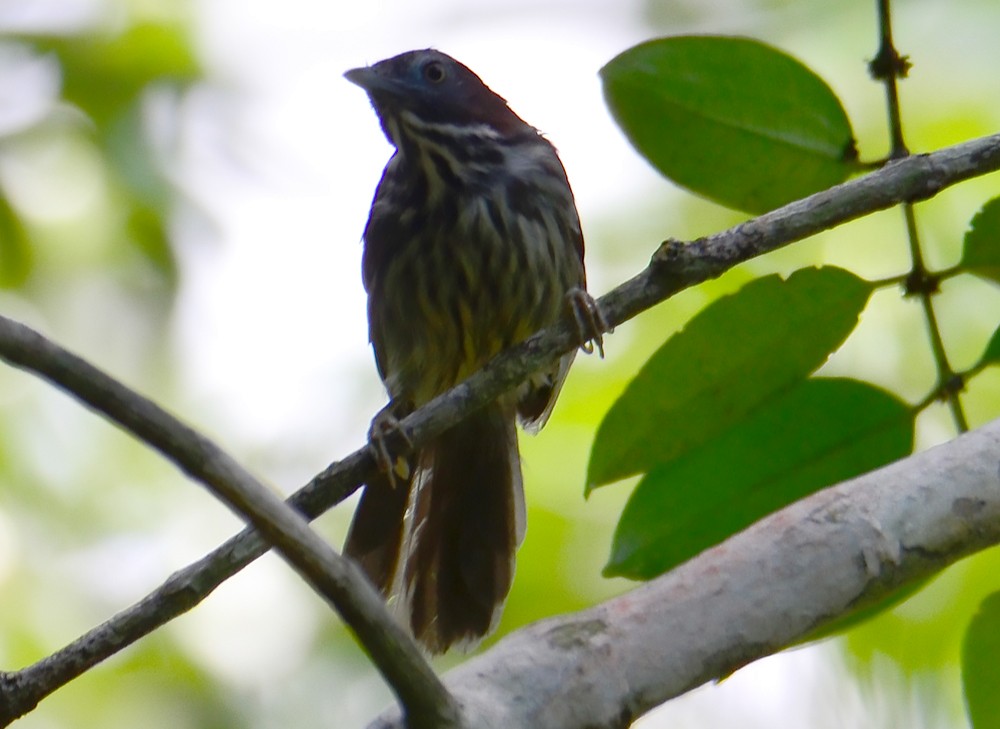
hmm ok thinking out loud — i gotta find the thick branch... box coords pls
[0,131,998,723]
[0,317,458,729]
[370,416,1000,728]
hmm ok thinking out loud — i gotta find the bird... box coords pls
[343,49,602,654]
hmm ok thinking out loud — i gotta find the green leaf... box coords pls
[0,193,33,288]
[605,378,913,580]
[978,323,1000,369]
[601,36,857,213]
[961,197,1000,285]
[963,591,1000,729]
[587,267,873,490]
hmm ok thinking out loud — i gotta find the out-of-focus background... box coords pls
[1,0,999,727]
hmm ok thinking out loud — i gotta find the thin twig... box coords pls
[869,0,968,432]
[1,130,1000,724]
[869,0,911,159]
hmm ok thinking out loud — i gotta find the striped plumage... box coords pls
[343,49,588,653]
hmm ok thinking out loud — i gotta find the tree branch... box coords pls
[0,318,459,729]
[370,416,1000,728]
[0,131,998,723]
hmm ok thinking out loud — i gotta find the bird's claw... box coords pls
[368,402,414,487]
[566,288,609,358]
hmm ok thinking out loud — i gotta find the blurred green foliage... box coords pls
[0,192,31,287]
[962,590,1000,729]
[0,14,198,292]
[0,4,228,729]
[1,1,1000,729]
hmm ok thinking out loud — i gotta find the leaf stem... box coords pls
[870,0,967,432]
[869,0,911,159]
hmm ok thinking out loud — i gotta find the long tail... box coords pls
[343,469,410,597]
[343,402,525,654]
[404,401,524,653]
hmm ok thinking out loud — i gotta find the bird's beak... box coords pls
[344,66,375,88]
[344,65,398,98]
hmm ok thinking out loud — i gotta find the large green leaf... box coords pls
[961,197,1000,285]
[587,267,873,490]
[963,591,1000,729]
[606,378,914,580]
[601,36,857,213]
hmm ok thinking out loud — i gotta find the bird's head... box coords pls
[345,49,528,144]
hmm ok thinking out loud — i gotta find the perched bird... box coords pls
[343,49,601,654]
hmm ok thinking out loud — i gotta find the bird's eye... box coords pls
[423,61,446,84]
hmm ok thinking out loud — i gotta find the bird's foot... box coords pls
[566,288,609,358]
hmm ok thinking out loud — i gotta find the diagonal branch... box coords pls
[0,318,459,729]
[0,130,998,723]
